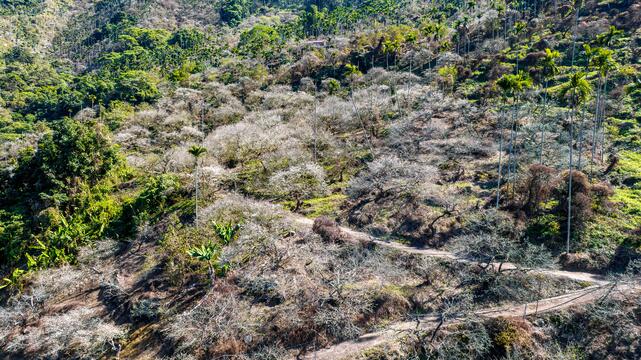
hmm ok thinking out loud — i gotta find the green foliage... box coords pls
[236,25,282,60]
[287,193,347,218]
[101,100,135,130]
[614,150,641,182]
[0,50,161,120]
[220,0,251,27]
[496,71,533,99]
[0,211,27,267]
[98,25,217,77]
[438,65,458,92]
[123,27,171,49]
[3,46,35,64]
[0,59,85,119]
[169,28,206,50]
[327,78,341,95]
[0,115,34,142]
[595,26,624,47]
[135,175,181,215]
[187,240,230,280]
[187,240,221,263]
[115,70,160,103]
[539,48,561,79]
[188,145,207,159]
[584,45,617,76]
[420,19,447,40]
[526,213,562,243]
[212,222,241,245]
[12,118,120,193]
[344,63,362,77]
[34,216,89,269]
[0,119,127,289]
[218,58,268,84]
[612,189,641,219]
[0,268,25,290]
[300,0,401,36]
[118,174,181,233]
[0,0,44,15]
[558,72,592,106]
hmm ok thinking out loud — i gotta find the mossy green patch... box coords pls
[381,283,413,298]
[286,193,347,218]
[616,150,641,180]
[582,214,628,250]
[611,188,641,223]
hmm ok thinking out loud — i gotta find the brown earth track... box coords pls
[288,215,640,360]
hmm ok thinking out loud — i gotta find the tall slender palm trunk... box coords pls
[539,80,549,164]
[567,1,581,253]
[567,108,575,254]
[599,76,609,163]
[194,159,200,228]
[590,75,603,177]
[577,109,585,171]
[496,116,505,209]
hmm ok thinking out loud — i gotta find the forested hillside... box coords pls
[1,0,640,359]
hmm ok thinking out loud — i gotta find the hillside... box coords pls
[1,0,641,359]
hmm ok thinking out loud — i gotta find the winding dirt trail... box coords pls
[290,216,609,285]
[300,283,639,360]
[288,215,640,360]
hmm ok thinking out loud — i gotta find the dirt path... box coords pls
[288,214,639,359]
[299,283,640,360]
[290,216,609,285]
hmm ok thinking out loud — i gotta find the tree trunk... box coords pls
[539,80,549,164]
[599,75,609,163]
[496,117,505,209]
[570,1,580,66]
[567,109,575,254]
[506,105,518,196]
[208,263,216,284]
[577,108,585,171]
[194,160,200,228]
[430,319,444,343]
[590,75,603,178]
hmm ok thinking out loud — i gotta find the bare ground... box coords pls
[298,282,640,360]
[288,214,640,360]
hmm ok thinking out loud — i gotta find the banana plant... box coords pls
[212,222,241,246]
[187,241,228,283]
[0,268,25,290]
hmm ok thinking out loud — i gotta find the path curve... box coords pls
[287,214,639,359]
[290,215,609,285]
[299,283,639,360]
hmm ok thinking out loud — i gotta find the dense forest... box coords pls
[0,0,640,359]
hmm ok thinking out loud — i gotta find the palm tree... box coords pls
[559,72,592,253]
[585,46,617,169]
[596,25,624,47]
[495,71,533,208]
[438,65,458,94]
[537,48,560,164]
[188,145,207,227]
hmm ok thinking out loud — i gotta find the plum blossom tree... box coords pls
[268,163,328,212]
[347,155,437,200]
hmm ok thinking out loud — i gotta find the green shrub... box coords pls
[115,70,160,104]
[220,0,250,26]
[236,25,282,60]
